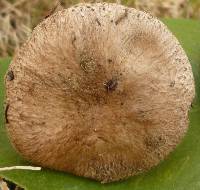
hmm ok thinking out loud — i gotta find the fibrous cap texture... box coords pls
[5,3,195,183]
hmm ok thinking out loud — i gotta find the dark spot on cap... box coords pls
[7,71,14,81]
[104,79,118,92]
[170,81,175,87]
[1,12,6,17]
[175,58,181,62]
[10,18,17,29]
[148,14,153,19]
[10,10,15,15]
[180,3,185,8]
[95,18,101,26]
[5,104,9,124]
[108,59,112,63]
[44,13,51,19]
[115,9,128,25]
[60,0,65,6]
[72,34,76,46]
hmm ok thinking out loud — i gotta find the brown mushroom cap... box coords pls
[5,3,195,183]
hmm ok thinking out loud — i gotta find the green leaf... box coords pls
[0,19,200,190]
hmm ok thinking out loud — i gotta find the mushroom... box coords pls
[5,3,195,183]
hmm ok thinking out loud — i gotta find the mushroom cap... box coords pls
[5,3,195,183]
